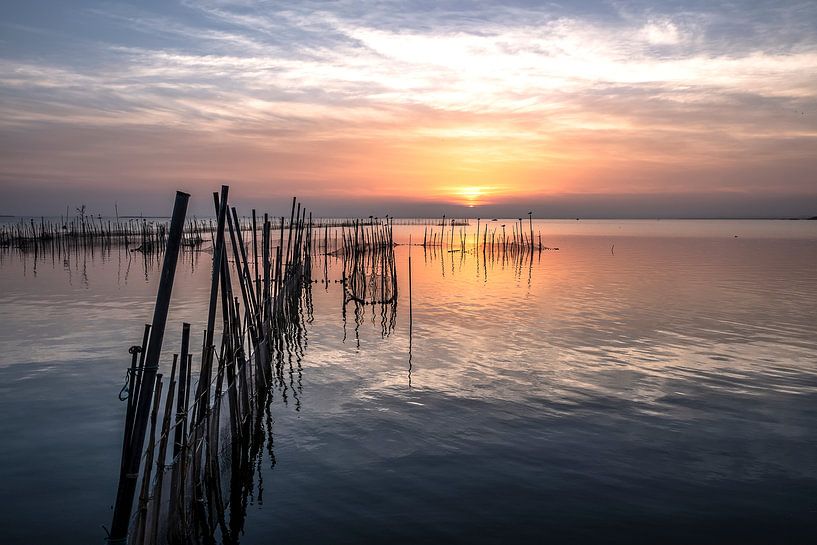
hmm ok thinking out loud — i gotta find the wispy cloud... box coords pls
[1,0,816,214]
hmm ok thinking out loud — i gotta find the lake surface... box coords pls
[1,220,816,544]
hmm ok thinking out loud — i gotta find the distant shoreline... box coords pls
[1,215,816,220]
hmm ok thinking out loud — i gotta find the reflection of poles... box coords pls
[408,238,413,388]
[109,194,435,544]
[526,246,534,288]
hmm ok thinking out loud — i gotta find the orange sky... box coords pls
[1,1,816,216]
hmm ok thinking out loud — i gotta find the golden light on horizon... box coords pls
[1,1,815,217]
[459,186,485,207]
[448,185,494,207]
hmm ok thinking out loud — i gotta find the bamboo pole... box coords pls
[110,190,189,543]
[132,376,164,545]
[150,356,178,544]
[194,186,229,425]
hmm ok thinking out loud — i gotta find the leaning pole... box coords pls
[109,190,190,543]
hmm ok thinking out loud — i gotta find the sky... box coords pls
[1,0,816,218]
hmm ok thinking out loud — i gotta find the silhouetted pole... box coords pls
[172,322,190,461]
[528,211,534,252]
[109,190,189,543]
[408,236,413,336]
[408,236,413,387]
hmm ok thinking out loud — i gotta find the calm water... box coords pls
[1,220,816,544]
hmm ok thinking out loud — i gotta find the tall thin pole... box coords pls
[110,190,189,543]
[194,185,229,424]
[171,323,190,460]
[528,211,534,252]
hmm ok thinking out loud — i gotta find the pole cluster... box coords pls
[108,189,321,544]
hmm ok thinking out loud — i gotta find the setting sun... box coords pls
[442,185,500,207]
[458,186,486,207]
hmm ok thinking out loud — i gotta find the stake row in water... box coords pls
[108,187,402,545]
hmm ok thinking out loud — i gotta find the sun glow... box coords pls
[452,185,492,207]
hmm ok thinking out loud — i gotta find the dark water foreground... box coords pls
[1,220,816,544]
